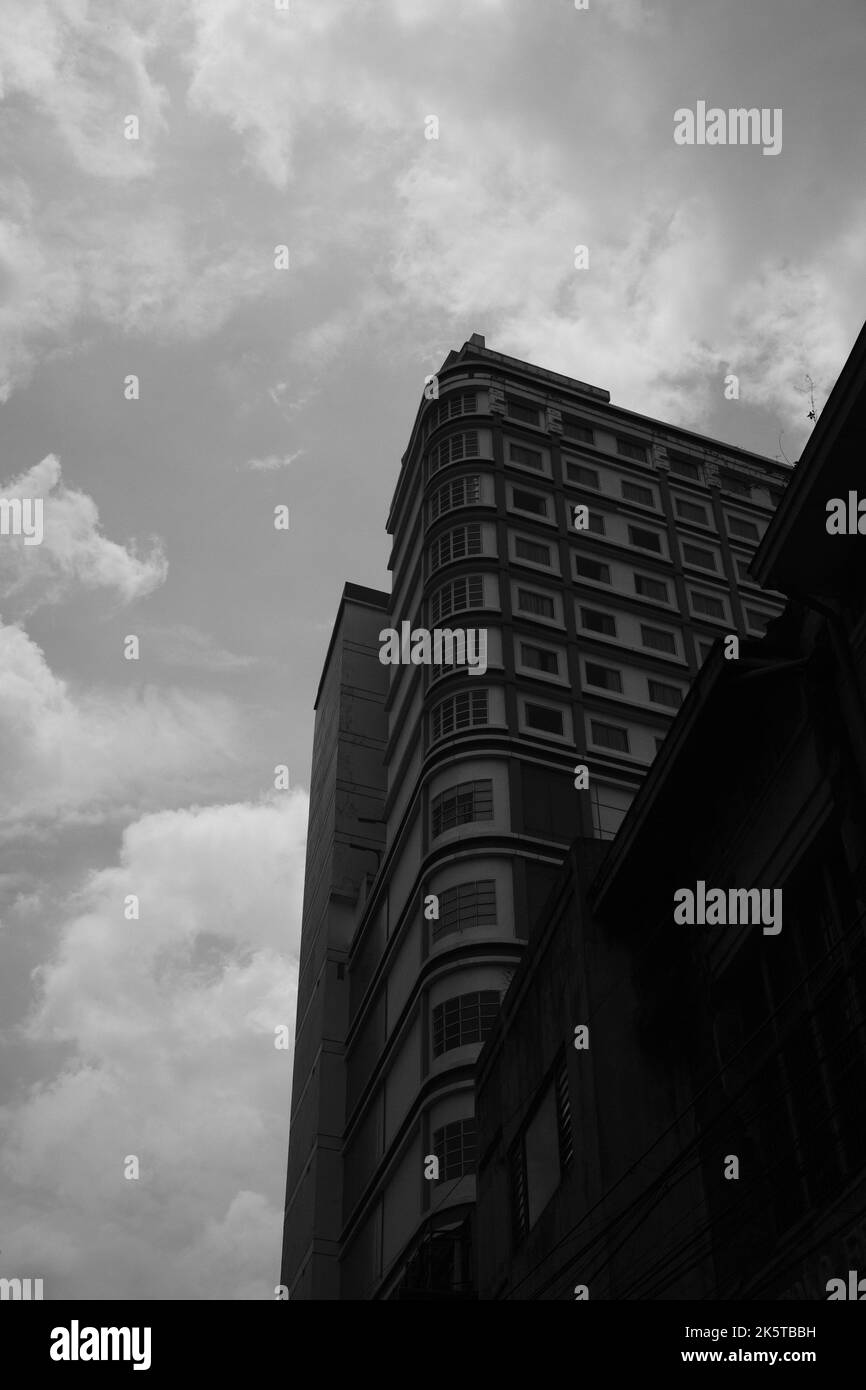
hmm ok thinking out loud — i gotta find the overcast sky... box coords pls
[0,0,864,1301]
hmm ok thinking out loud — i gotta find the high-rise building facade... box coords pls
[282,333,791,1299]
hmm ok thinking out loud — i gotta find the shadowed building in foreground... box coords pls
[475,319,866,1299]
[282,333,790,1298]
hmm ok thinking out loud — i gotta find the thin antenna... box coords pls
[805,374,817,421]
[776,432,793,467]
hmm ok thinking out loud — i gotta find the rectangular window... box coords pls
[697,639,714,663]
[429,574,485,624]
[433,880,497,943]
[575,555,611,584]
[509,442,543,470]
[430,474,481,522]
[511,1056,573,1241]
[432,990,500,1056]
[590,720,629,752]
[520,643,560,674]
[682,542,716,570]
[430,690,489,742]
[432,1118,477,1180]
[670,455,701,480]
[524,702,565,735]
[562,416,594,445]
[675,497,709,525]
[634,573,669,602]
[511,487,548,516]
[565,461,600,488]
[648,679,683,709]
[515,536,552,566]
[641,624,676,654]
[728,515,760,541]
[506,398,540,426]
[585,661,623,693]
[516,587,556,619]
[581,607,616,637]
[617,437,647,462]
[691,590,725,619]
[720,470,751,498]
[621,480,654,507]
[629,525,662,553]
[431,780,493,836]
[586,512,605,535]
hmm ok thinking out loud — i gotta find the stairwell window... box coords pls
[433,1119,478,1180]
[430,523,483,573]
[430,690,489,742]
[432,880,497,944]
[431,780,493,836]
[430,474,481,522]
[432,991,500,1056]
[435,391,477,425]
[429,575,485,624]
[429,431,480,477]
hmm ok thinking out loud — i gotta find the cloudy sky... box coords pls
[0,0,863,1301]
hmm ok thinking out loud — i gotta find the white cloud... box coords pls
[143,623,256,672]
[0,456,167,613]
[0,0,172,181]
[242,450,305,472]
[184,0,406,189]
[0,793,307,1299]
[0,620,245,838]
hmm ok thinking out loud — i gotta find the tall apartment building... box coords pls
[282,332,792,1299]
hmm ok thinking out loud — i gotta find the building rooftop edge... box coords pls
[312,582,390,711]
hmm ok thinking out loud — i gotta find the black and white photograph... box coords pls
[1,0,865,1367]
